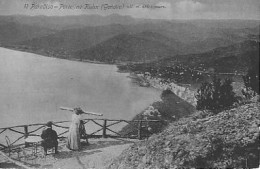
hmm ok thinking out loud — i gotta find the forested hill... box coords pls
[0,19,54,44]
[0,15,258,82]
[154,40,259,73]
[0,15,259,68]
[0,14,137,30]
[75,32,182,63]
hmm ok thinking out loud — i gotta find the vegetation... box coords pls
[119,89,195,138]
[0,15,259,169]
[243,69,259,94]
[195,76,238,112]
[241,50,259,101]
[109,102,260,168]
[76,32,177,63]
[1,15,258,67]
[118,63,205,85]
[243,67,259,96]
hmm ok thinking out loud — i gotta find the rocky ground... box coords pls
[109,101,260,168]
[119,89,195,139]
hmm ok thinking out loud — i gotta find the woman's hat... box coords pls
[74,107,84,114]
[46,121,53,127]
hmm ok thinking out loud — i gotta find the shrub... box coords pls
[242,68,259,97]
[219,78,237,108]
[119,89,195,138]
[242,51,259,97]
[196,76,237,112]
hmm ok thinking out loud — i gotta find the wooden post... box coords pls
[102,120,107,138]
[24,125,28,138]
[24,125,29,147]
[138,121,142,140]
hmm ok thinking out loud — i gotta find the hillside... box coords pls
[76,32,181,63]
[176,40,259,73]
[119,89,195,137]
[125,40,259,76]
[0,14,138,30]
[0,20,54,44]
[1,15,258,31]
[20,20,257,55]
[109,101,260,168]
[0,16,258,64]
[17,24,128,53]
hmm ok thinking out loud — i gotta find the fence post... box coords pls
[24,125,28,138]
[24,125,29,147]
[102,120,107,138]
[138,121,142,140]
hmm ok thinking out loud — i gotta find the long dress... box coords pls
[67,113,82,150]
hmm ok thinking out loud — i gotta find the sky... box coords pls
[0,0,259,20]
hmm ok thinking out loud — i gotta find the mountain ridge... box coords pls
[75,31,183,63]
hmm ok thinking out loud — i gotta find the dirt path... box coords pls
[0,138,136,169]
[37,138,137,169]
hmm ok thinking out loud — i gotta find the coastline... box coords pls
[128,73,197,106]
[1,45,197,106]
[0,45,197,120]
[0,44,197,127]
[0,45,144,67]
[0,45,110,65]
[0,46,162,128]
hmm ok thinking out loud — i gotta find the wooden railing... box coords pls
[0,118,162,150]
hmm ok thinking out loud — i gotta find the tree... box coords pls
[219,78,237,109]
[242,51,259,98]
[196,76,237,112]
[242,68,259,96]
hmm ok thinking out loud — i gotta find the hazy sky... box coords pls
[0,0,259,20]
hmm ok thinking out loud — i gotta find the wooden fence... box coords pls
[0,118,162,150]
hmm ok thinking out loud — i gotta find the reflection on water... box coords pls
[0,48,161,128]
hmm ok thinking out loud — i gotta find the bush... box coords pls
[242,68,259,97]
[242,51,259,98]
[196,76,237,111]
[119,89,195,138]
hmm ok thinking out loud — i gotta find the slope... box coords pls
[155,40,259,73]
[181,40,259,73]
[17,24,128,53]
[0,14,138,30]
[109,101,260,168]
[76,32,181,63]
[0,20,54,44]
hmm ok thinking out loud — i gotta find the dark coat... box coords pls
[41,128,58,148]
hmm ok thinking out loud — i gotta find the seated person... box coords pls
[41,121,58,155]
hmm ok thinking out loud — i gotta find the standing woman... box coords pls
[67,107,84,150]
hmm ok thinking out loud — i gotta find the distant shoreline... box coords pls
[0,45,144,67]
[0,45,114,65]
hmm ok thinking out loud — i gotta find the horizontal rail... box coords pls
[87,134,138,139]
[0,119,161,130]
[52,123,69,129]
[106,121,124,128]
[0,118,164,149]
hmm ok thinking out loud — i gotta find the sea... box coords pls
[0,47,161,144]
